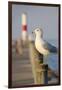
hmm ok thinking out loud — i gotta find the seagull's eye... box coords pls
[37,30,39,31]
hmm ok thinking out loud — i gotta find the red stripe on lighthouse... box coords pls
[22,25,27,31]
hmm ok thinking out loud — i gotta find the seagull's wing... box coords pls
[43,41,57,53]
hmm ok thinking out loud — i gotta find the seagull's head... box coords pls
[32,28,43,37]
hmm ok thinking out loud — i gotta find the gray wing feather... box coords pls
[43,41,57,53]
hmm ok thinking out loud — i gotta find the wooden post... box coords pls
[16,39,23,55]
[29,41,48,84]
[37,64,48,84]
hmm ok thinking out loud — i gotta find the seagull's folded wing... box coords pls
[43,41,57,53]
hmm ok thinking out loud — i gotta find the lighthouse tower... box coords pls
[21,13,28,45]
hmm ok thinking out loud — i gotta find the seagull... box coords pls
[32,27,57,56]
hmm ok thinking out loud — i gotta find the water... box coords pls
[44,39,58,73]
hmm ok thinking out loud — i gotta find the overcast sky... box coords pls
[12,4,59,45]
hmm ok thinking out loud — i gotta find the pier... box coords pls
[12,40,59,87]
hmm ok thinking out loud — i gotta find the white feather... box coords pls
[35,36,49,56]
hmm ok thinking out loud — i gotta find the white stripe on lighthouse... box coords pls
[22,13,27,25]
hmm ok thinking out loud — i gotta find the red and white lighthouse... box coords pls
[21,13,28,43]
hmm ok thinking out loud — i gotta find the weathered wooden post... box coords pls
[16,39,23,55]
[36,64,48,84]
[29,41,48,84]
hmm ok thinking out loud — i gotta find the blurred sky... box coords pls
[12,4,59,45]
